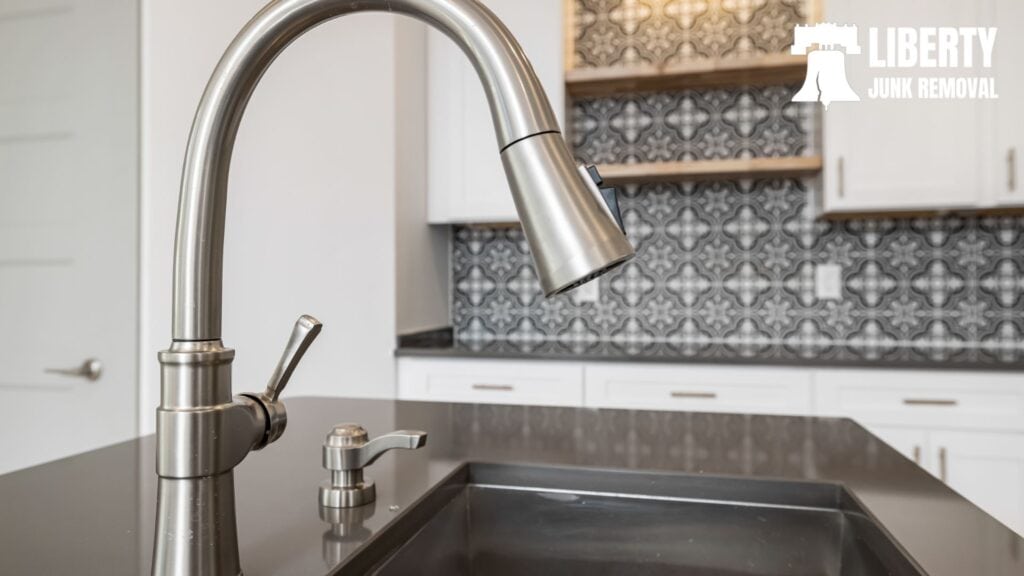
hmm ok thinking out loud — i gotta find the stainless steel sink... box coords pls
[338,463,925,576]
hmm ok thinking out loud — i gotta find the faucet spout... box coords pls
[173,0,582,341]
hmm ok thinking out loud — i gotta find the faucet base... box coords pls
[152,473,242,576]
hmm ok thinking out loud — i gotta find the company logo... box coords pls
[791,24,998,108]
[791,23,862,108]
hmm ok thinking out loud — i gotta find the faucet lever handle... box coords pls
[264,314,322,402]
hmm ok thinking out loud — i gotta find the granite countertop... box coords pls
[396,329,1024,371]
[1,397,1021,575]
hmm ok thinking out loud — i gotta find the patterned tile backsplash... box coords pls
[447,0,1024,365]
[571,84,814,163]
[452,185,1024,364]
[573,0,807,69]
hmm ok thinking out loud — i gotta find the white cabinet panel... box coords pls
[585,364,813,415]
[427,0,564,224]
[866,425,930,469]
[815,369,1024,431]
[397,358,583,406]
[931,430,1024,536]
[821,0,988,214]
[992,0,1023,207]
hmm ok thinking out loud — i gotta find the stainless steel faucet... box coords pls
[154,0,634,574]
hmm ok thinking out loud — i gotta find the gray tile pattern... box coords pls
[573,0,806,69]
[571,85,813,163]
[452,182,1024,364]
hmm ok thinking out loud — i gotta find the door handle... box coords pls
[45,358,102,381]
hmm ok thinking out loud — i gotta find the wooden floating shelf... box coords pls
[597,156,823,184]
[566,54,808,97]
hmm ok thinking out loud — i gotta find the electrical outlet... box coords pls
[571,279,600,304]
[815,263,843,301]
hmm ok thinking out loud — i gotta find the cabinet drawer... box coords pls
[584,364,814,415]
[397,358,583,406]
[815,370,1024,431]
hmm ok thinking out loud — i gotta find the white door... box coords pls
[822,0,988,213]
[0,0,138,473]
[931,430,1024,537]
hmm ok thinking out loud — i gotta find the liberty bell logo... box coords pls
[791,23,861,108]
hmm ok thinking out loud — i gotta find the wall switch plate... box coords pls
[571,279,600,303]
[815,263,843,301]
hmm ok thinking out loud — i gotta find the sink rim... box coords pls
[334,461,927,576]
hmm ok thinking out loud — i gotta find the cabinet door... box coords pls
[992,0,1023,207]
[426,0,565,224]
[931,430,1024,537]
[867,425,929,470]
[822,0,987,214]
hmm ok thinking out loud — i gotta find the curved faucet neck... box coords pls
[171,0,559,340]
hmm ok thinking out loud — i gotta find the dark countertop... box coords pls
[2,397,1021,575]
[396,330,1024,371]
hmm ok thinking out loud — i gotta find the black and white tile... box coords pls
[572,84,813,163]
[452,182,1024,364]
[574,0,807,69]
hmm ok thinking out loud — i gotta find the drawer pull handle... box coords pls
[1009,147,1017,193]
[903,398,958,407]
[939,447,948,483]
[472,384,514,392]
[670,391,718,399]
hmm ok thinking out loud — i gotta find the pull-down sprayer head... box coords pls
[502,133,633,295]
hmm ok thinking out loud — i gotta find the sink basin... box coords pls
[339,463,924,576]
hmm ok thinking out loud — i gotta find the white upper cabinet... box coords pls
[821,0,997,215]
[990,0,1022,207]
[426,0,565,224]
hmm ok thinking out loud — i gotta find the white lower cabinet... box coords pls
[584,364,814,415]
[865,425,1024,537]
[817,369,1024,537]
[397,357,583,407]
[814,369,1024,431]
[929,430,1024,537]
[396,357,1024,535]
[867,426,930,469]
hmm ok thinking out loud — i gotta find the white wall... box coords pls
[394,18,451,335]
[140,1,412,433]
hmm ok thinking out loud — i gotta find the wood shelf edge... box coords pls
[566,54,807,96]
[597,156,823,184]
